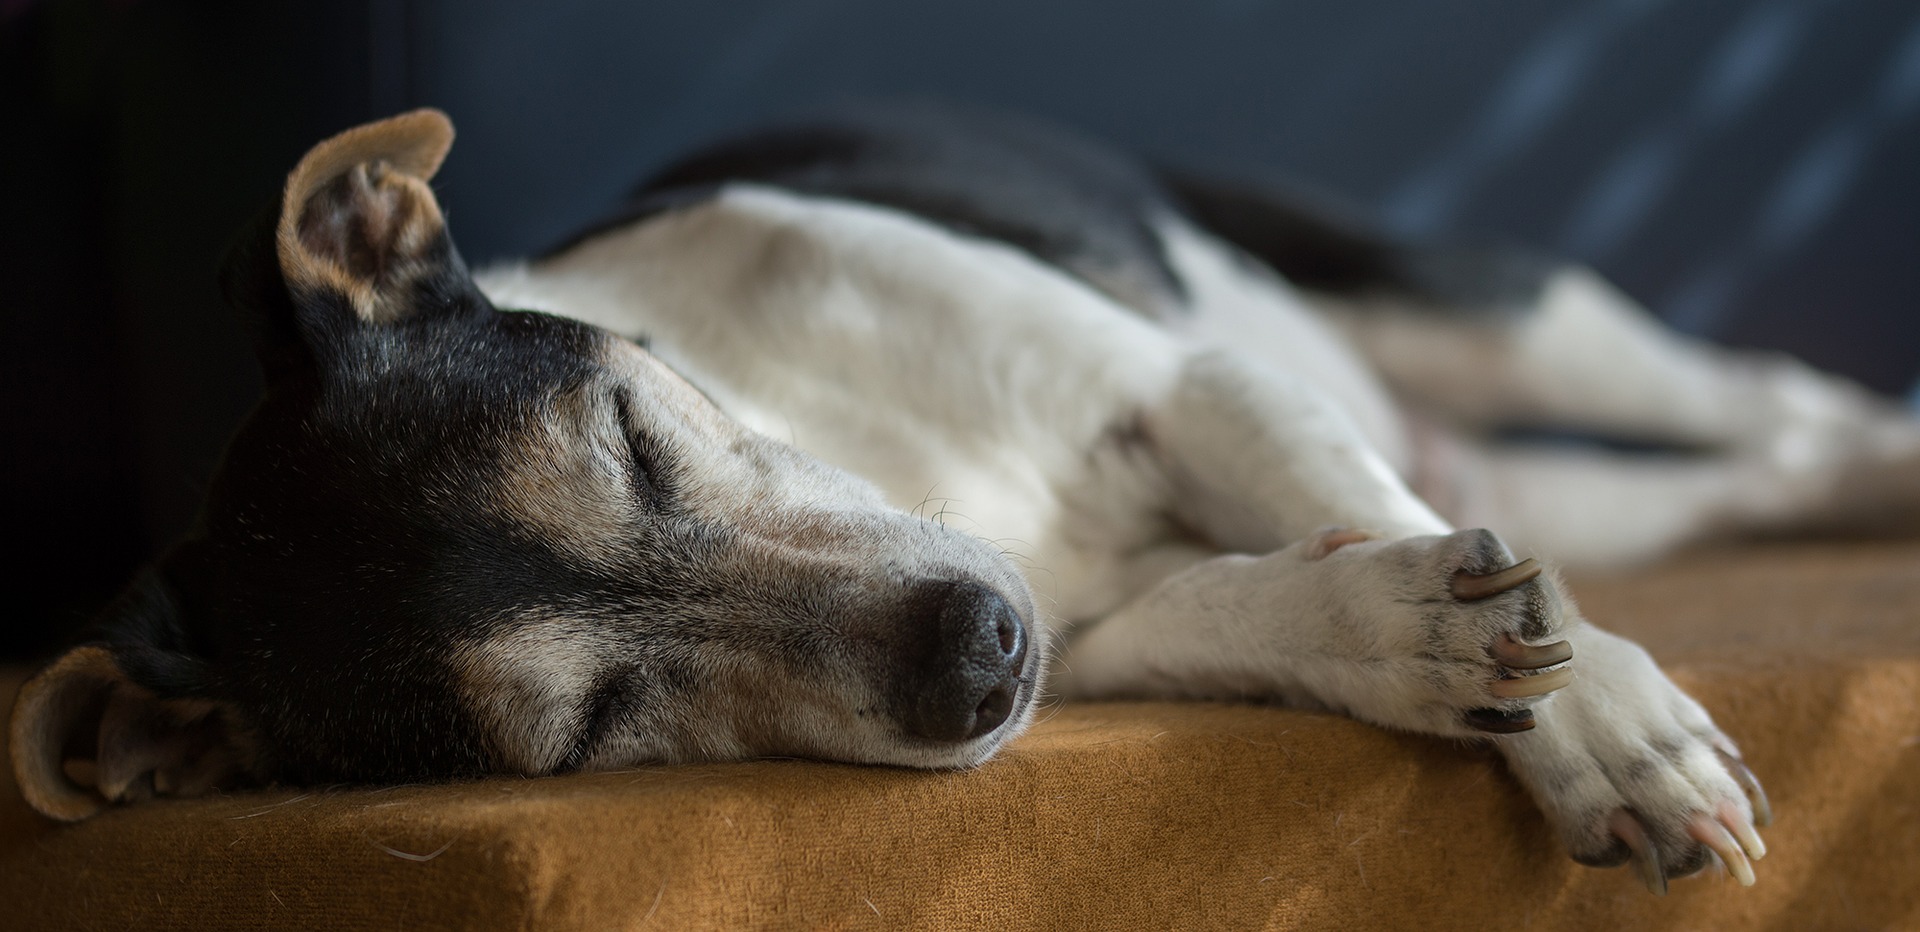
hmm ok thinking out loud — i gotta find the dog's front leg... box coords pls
[1059,533,1768,891]
[1059,348,1768,890]
[1058,527,1575,737]
[1126,348,1453,552]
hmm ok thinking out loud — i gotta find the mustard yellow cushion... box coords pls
[5,542,1917,930]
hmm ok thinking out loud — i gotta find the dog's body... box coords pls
[15,104,1920,892]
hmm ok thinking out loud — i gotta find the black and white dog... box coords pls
[14,104,1920,893]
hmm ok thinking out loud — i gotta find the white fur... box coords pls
[481,185,1186,619]
[1154,218,1413,472]
[1313,266,1920,564]
[470,181,1919,883]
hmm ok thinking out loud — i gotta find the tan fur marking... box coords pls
[489,336,765,561]
[276,109,455,323]
[452,618,605,773]
[484,334,731,565]
[605,336,737,430]
[491,386,639,565]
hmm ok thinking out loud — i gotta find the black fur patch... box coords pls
[557,102,1557,322]
[1157,167,1557,317]
[569,101,1191,317]
[167,304,612,782]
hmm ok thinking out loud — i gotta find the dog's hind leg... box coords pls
[1163,170,1909,454]
[1322,268,1920,552]
[1059,347,1768,890]
[1164,170,1920,536]
[1326,266,1909,442]
[1417,428,1920,567]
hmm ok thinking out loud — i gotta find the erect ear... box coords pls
[275,108,461,324]
[9,580,251,821]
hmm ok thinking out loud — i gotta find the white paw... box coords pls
[1300,527,1579,738]
[1497,628,1770,893]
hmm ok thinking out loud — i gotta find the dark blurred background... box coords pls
[4,0,1918,660]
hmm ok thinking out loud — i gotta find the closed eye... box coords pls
[613,390,672,511]
[559,665,635,773]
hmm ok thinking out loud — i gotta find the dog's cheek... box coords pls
[448,618,607,775]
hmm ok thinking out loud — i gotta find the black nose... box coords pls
[898,580,1030,744]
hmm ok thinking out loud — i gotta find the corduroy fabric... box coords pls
[4,541,1917,930]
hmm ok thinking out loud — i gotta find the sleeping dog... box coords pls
[15,104,1920,894]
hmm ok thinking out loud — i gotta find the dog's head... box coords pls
[9,111,1043,820]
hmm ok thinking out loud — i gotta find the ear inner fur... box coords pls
[93,688,238,802]
[8,646,122,821]
[275,108,455,323]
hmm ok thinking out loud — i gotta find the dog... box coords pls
[14,103,1920,895]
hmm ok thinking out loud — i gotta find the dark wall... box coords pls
[4,0,1917,658]
[3,1,387,657]
[407,0,1920,395]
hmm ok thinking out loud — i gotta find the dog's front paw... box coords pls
[1496,627,1770,893]
[1319,528,1774,892]
[1304,527,1581,738]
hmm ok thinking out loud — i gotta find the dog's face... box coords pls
[9,111,1042,820]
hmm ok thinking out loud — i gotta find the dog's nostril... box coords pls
[995,602,1027,670]
[970,681,1017,739]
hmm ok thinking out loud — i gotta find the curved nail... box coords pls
[1452,558,1542,601]
[1490,665,1574,699]
[1718,801,1766,862]
[1716,749,1773,828]
[1688,815,1756,886]
[1610,810,1667,896]
[1491,632,1573,670]
[1464,707,1537,734]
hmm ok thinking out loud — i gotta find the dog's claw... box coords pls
[1688,814,1756,886]
[1719,801,1767,862]
[1490,632,1573,670]
[1610,810,1667,896]
[1717,749,1773,827]
[1451,557,1542,601]
[1489,665,1574,699]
